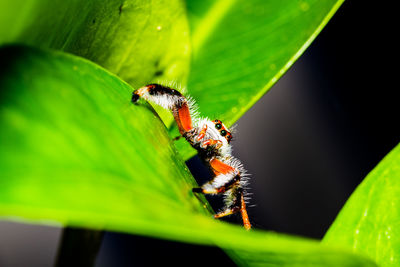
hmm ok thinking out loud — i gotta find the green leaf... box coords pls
[323,144,400,266]
[0,45,377,267]
[0,0,190,87]
[187,0,343,123]
[172,0,344,159]
[0,44,210,225]
[0,0,345,161]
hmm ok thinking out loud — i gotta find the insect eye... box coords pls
[215,123,222,130]
[220,130,227,136]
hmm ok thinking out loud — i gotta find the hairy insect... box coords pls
[132,84,251,230]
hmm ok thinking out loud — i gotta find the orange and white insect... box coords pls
[132,84,251,230]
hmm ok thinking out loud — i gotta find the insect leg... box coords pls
[214,188,251,230]
[132,84,193,134]
[214,206,240,218]
[192,157,238,193]
[209,158,236,176]
[194,157,251,230]
[192,173,240,194]
[200,139,223,149]
[240,193,251,230]
[196,124,207,141]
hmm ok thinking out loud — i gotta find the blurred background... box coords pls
[0,0,397,266]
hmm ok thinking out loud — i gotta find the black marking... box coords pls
[173,135,182,141]
[147,84,182,97]
[223,174,240,190]
[192,187,203,193]
[154,70,163,77]
[131,92,139,103]
[214,174,240,194]
[195,142,221,161]
[228,188,243,210]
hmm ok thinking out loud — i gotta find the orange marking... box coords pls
[210,158,235,175]
[202,185,228,195]
[241,194,251,230]
[197,124,207,141]
[214,210,234,219]
[173,102,192,134]
[134,86,149,96]
[201,139,223,149]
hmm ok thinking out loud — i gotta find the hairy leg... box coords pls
[214,188,251,230]
[132,84,193,134]
[192,173,240,194]
[193,157,251,229]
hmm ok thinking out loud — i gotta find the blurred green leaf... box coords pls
[0,0,190,87]
[173,0,344,159]
[0,45,377,267]
[187,0,343,124]
[323,144,400,266]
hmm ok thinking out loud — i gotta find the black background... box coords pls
[0,1,397,266]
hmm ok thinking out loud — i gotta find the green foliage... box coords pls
[0,44,208,237]
[323,144,400,266]
[0,0,190,87]
[0,45,376,267]
[186,0,343,124]
[173,0,346,159]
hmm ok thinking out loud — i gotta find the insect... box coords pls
[132,83,251,230]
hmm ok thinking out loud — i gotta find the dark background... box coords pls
[0,1,397,266]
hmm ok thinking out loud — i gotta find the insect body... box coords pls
[132,84,251,230]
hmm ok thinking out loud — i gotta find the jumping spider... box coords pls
[132,84,251,230]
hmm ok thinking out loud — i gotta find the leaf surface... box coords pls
[323,144,400,266]
[0,45,376,267]
[0,0,345,161]
[172,0,345,158]
[186,0,343,124]
[0,0,190,87]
